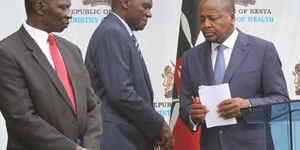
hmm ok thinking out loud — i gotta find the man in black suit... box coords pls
[0,0,102,149]
[85,0,174,150]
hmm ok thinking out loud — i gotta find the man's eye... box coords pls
[209,17,218,21]
[60,5,70,11]
[144,5,151,10]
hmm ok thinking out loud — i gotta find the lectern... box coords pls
[241,100,300,150]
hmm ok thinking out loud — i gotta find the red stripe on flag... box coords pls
[171,57,201,150]
[173,117,201,150]
[173,58,182,95]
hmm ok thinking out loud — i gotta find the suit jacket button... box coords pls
[219,130,224,135]
[73,120,78,125]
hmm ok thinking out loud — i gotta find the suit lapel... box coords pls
[19,27,76,115]
[140,58,154,100]
[199,42,214,85]
[223,32,250,83]
[109,13,155,100]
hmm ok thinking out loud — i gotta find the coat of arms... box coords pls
[162,65,174,98]
[293,64,300,95]
[234,0,256,6]
[83,0,112,6]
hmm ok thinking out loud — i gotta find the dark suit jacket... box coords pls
[85,13,164,150]
[0,26,102,150]
[179,30,289,150]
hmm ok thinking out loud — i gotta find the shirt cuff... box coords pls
[247,99,253,107]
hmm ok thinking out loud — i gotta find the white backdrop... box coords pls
[0,0,182,148]
[1,0,300,149]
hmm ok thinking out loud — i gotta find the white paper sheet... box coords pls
[198,83,237,128]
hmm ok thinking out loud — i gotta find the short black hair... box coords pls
[24,0,37,15]
[111,0,120,10]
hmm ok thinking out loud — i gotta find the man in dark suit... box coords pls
[85,0,174,150]
[0,0,102,149]
[179,0,289,150]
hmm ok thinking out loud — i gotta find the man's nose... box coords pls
[146,10,152,18]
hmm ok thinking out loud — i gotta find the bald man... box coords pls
[85,0,174,150]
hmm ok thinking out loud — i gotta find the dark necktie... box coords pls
[131,34,143,59]
[131,34,153,96]
[48,34,76,111]
[214,44,226,84]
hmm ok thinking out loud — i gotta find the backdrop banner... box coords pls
[0,0,300,149]
[0,0,181,148]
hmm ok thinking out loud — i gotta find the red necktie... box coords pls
[48,34,76,111]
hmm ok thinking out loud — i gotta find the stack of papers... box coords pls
[198,83,237,128]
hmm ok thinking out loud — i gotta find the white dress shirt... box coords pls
[23,22,62,69]
[211,28,238,70]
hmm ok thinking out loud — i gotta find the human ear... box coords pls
[34,0,47,16]
[230,13,235,23]
[121,0,130,10]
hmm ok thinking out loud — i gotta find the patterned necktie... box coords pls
[214,44,226,85]
[48,34,76,111]
[131,34,143,59]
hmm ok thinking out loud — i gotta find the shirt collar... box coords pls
[211,28,238,50]
[111,12,134,36]
[23,22,50,43]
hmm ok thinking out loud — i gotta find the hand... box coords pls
[155,122,175,150]
[217,97,251,119]
[189,97,209,124]
[75,146,92,150]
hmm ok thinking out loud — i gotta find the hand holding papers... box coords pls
[198,83,237,128]
[189,96,209,124]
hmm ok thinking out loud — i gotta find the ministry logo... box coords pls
[83,0,112,7]
[235,0,256,6]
